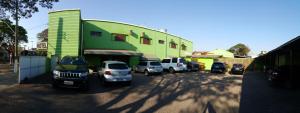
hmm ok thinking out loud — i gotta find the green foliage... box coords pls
[0,19,28,45]
[228,43,251,56]
[0,0,59,19]
[37,28,48,42]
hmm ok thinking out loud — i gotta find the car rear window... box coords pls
[150,62,161,66]
[179,59,187,64]
[108,63,128,69]
[233,64,243,67]
[213,63,225,67]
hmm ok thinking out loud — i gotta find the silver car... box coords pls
[135,61,163,76]
[98,61,132,85]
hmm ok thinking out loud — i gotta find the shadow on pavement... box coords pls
[0,72,243,113]
[239,71,300,113]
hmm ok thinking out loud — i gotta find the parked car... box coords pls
[268,65,290,87]
[135,60,163,76]
[52,56,89,90]
[161,57,187,73]
[187,61,200,72]
[98,61,132,85]
[211,62,226,73]
[231,63,245,74]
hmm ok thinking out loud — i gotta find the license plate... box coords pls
[64,81,74,85]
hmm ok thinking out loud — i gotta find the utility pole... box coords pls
[14,0,19,74]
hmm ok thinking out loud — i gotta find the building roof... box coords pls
[267,36,300,54]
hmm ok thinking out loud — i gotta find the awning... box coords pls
[140,54,160,61]
[84,49,142,56]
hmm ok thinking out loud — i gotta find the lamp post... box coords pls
[31,41,33,50]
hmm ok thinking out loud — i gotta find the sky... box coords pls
[19,0,300,56]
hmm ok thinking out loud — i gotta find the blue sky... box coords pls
[19,0,300,56]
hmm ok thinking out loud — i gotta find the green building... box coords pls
[47,9,193,70]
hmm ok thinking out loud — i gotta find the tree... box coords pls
[0,0,59,19]
[0,19,28,44]
[228,43,251,56]
[37,28,48,42]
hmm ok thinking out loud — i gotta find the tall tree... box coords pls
[37,28,48,42]
[0,19,28,44]
[0,0,59,19]
[228,43,251,56]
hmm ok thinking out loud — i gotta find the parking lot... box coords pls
[0,71,243,113]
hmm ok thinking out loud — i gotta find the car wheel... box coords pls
[80,83,89,91]
[187,68,191,72]
[52,83,59,89]
[126,81,132,86]
[169,67,175,73]
[144,70,149,76]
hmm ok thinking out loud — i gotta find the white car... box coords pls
[135,60,163,76]
[98,61,132,85]
[161,57,187,73]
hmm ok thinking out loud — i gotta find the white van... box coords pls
[161,57,187,73]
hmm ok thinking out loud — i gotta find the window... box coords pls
[142,38,151,45]
[172,58,178,63]
[115,34,126,41]
[158,40,165,44]
[108,63,128,69]
[170,43,177,49]
[150,62,161,66]
[162,59,171,63]
[90,31,102,37]
[138,62,147,66]
[182,45,187,50]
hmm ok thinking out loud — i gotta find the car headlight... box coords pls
[80,72,88,77]
[53,70,60,75]
[53,70,60,78]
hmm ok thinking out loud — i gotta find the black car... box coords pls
[52,56,89,90]
[231,63,245,75]
[211,62,226,73]
[187,61,200,72]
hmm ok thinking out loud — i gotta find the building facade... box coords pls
[47,9,193,69]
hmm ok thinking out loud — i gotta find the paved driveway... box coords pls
[239,72,300,113]
[0,72,242,113]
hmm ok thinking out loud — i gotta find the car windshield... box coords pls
[150,62,161,66]
[60,57,86,65]
[108,63,128,69]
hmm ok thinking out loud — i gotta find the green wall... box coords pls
[192,57,214,70]
[47,10,81,58]
[82,20,193,60]
[47,9,193,68]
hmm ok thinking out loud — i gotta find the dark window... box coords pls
[150,62,161,66]
[179,59,187,64]
[138,62,147,66]
[142,38,151,45]
[115,34,126,41]
[162,59,171,63]
[172,58,178,63]
[108,63,128,69]
[158,40,165,44]
[171,43,177,49]
[90,31,102,37]
[182,45,187,50]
